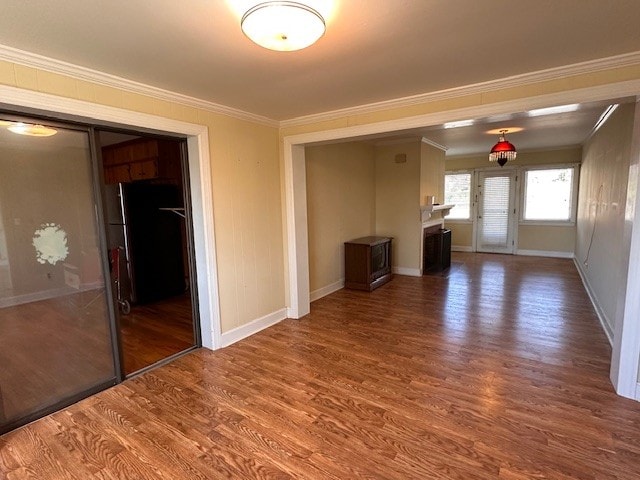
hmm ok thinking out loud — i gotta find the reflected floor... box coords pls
[0,289,114,428]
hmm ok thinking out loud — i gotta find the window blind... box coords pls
[480,176,510,247]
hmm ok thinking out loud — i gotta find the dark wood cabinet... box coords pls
[344,236,393,291]
[423,227,451,274]
[102,139,182,184]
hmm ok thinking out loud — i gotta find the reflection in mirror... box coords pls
[0,117,116,433]
[0,201,12,296]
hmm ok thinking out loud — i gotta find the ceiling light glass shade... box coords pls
[241,1,325,51]
[7,122,57,137]
[489,130,516,167]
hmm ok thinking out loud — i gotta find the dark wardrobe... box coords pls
[124,183,186,304]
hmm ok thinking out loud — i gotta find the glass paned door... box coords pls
[476,170,517,254]
[0,118,116,433]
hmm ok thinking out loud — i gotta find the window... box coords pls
[522,166,577,222]
[444,172,472,220]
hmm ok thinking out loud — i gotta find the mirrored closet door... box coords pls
[0,117,117,433]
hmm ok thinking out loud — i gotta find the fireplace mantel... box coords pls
[420,203,454,223]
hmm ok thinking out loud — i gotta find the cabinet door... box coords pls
[130,140,158,162]
[104,164,132,184]
[102,145,133,166]
[129,160,158,180]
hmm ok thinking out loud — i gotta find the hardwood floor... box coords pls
[2,253,640,479]
[119,293,195,375]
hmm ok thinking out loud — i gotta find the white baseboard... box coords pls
[392,266,422,277]
[573,258,614,346]
[220,308,287,348]
[451,245,473,252]
[310,279,344,302]
[516,249,574,259]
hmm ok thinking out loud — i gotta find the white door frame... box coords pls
[0,84,223,350]
[475,169,518,254]
[284,80,640,400]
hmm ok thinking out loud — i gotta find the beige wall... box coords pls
[420,143,446,205]
[305,142,376,292]
[448,223,473,249]
[205,115,283,333]
[0,60,284,334]
[445,147,581,253]
[576,103,636,332]
[306,139,444,289]
[518,225,575,251]
[2,51,640,339]
[375,142,422,272]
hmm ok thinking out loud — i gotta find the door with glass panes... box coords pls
[475,170,517,254]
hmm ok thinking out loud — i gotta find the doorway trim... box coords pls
[0,84,222,350]
[284,79,640,399]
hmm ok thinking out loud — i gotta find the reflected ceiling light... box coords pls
[7,122,57,137]
[528,104,579,117]
[486,126,523,135]
[489,129,517,167]
[241,1,326,51]
[443,119,474,129]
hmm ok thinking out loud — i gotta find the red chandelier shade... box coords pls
[489,130,517,167]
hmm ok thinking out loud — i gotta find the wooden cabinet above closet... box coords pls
[102,139,181,184]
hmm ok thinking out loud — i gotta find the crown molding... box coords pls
[369,135,448,150]
[2,43,639,132]
[421,136,448,151]
[280,51,640,128]
[0,44,279,128]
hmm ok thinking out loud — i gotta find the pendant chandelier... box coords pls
[241,1,326,51]
[489,129,517,167]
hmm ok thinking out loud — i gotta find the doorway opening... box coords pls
[97,130,200,376]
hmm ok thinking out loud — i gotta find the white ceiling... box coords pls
[0,1,639,154]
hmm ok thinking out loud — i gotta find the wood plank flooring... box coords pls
[119,293,195,375]
[2,253,640,479]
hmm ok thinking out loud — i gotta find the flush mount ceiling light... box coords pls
[241,1,326,51]
[489,129,517,167]
[7,122,57,137]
